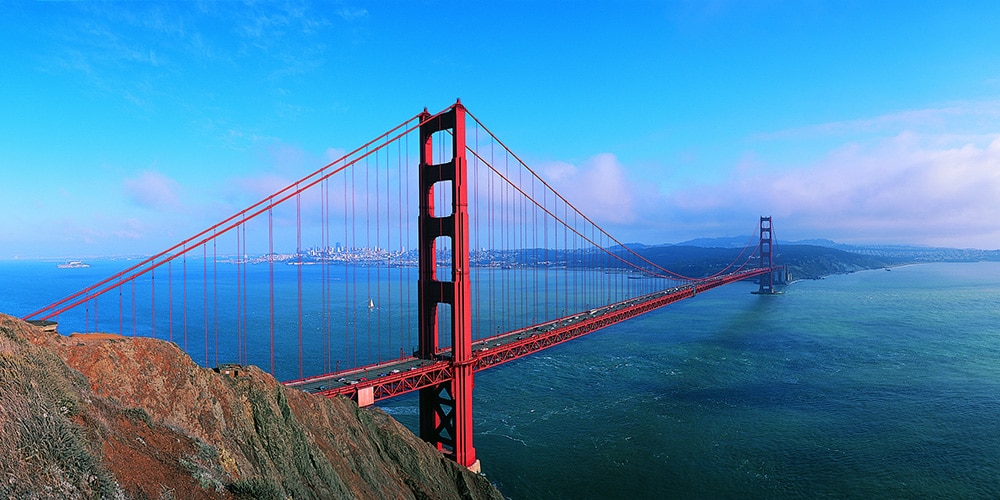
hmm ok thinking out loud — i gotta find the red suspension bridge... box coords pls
[24,101,781,472]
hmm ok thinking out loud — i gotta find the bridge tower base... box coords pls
[416,101,477,469]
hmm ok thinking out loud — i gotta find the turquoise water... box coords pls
[380,262,1000,498]
[4,261,1000,497]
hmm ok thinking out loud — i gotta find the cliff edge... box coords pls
[0,314,502,499]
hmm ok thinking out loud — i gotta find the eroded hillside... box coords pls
[0,314,502,499]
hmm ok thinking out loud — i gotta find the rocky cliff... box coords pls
[0,314,503,499]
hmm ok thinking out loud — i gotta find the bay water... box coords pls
[383,262,1000,498]
[3,260,1000,497]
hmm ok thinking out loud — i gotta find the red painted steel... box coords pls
[294,267,774,403]
[22,111,431,323]
[465,109,756,283]
[24,98,780,472]
[268,209,275,375]
[758,216,775,294]
[416,101,476,468]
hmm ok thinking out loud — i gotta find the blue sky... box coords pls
[3,1,1000,259]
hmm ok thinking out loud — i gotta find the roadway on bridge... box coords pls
[284,268,774,404]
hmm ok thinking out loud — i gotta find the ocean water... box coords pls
[380,262,1000,498]
[3,261,1000,498]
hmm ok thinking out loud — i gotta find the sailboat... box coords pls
[368,298,375,310]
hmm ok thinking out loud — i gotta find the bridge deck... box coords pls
[284,267,774,404]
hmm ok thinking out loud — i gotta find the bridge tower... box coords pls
[758,216,775,294]
[416,101,479,472]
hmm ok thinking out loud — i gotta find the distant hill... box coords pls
[624,244,891,280]
[775,244,894,280]
[663,236,1000,280]
[676,236,1000,259]
[787,238,841,248]
[673,236,754,248]
[635,245,761,278]
[500,239,999,280]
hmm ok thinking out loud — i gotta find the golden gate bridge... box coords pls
[23,100,781,472]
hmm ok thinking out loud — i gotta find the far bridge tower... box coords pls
[757,216,776,294]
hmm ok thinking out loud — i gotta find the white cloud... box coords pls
[234,173,294,201]
[540,154,638,225]
[527,118,1000,249]
[670,132,1000,248]
[325,147,348,163]
[114,218,145,240]
[224,142,348,223]
[123,170,182,209]
[753,101,1000,141]
[336,8,368,22]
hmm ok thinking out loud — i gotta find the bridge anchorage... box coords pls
[23,99,780,474]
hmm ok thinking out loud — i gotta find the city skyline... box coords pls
[3,1,1000,259]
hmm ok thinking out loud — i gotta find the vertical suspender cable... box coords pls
[507,147,512,331]
[345,153,352,368]
[376,141,382,363]
[151,262,156,338]
[544,190,549,321]
[183,247,188,351]
[577,211,583,311]
[269,207,275,375]
[520,152,527,327]
[321,178,329,373]
[297,190,303,379]
[213,232,219,367]
[243,221,249,366]
[351,151,358,367]
[327,176,334,372]
[236,225,242,364]
[168,261,173,343]
[564,203,569,314]
[552,182,558,320]
[472,121,480,341]
[385,136,391,359]
[365,148,372,362]
[383,141,390,358]
[488,136,494,337]
[203,243,208,367]
[503,153,509,333]
[404,125,410,355]
[532,169,538,327]
[398,126,405,353]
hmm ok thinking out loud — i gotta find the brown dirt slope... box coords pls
[0,314,503,499]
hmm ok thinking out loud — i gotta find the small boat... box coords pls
[57,261,90,269]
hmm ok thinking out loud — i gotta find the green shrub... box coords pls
[228,477,285,499]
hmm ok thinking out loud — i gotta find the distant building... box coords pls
[214,363,244,378]
[27,320,58,333]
